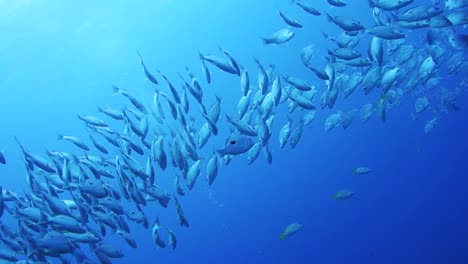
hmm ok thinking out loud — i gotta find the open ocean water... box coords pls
[0,0,467,263]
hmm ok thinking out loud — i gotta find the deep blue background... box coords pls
[0,0,467,263]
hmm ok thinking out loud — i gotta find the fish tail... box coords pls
[279,233,286,240]
[57,133,64,140]
[197,51,205,61]
[111,85,122,96]
[261,37,270,45]
[215,150,224,161]
[322,32,329,39]
[325,13,333,22]
[136,50,143,60]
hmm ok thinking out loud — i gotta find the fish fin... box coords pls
[197,51,205,61]
[136,50,143,60]
[261,37,270,45]
[111,85,122,96]
[215,150,224,161]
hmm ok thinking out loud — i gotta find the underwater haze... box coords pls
[0,0,467,263]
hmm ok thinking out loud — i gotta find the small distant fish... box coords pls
[333,189,354,200]
[57,134,90,151]
[424,117,439,135]
[262,28,295,45]
[279,223,302,240]
[326,14,365,32]
[367,25,405,40]
[137,51,158,85]
[369,0,413,10]
[296,2,321,16]
[278,10,303,28]
[327,0,347,7]
[353,167,371,175]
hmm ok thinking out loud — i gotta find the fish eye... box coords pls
[230,141,236,145]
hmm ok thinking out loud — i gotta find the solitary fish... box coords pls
[280,223,302,240]
[333,189,354,200]
[353,167,371,175]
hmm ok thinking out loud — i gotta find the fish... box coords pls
[326,14,365,31]
[396,5,443,22]
[367,26,405,40]
[137,51,158,85]
[328,0,347,7]
[279,117,292,148]
[207,154,219,185]
[262,28,295,45]
[198,52,238,75]
[174,197,189,227]
[278,10,303,28]
[217,135,255,157]
[360,103,375,123]
[333,189,354,200]
[369,0,413,10]
[280,223,302,240]
[77,114,108,127]
[296,2,321,16]
[187,160,202,191]
[240,68,250,96]
[57,134,90,151]
[424,117,439,135]
[353,167,372,175]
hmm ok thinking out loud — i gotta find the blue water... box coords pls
[0,0,467,263]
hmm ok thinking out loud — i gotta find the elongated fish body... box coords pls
[333,189,354,200]
[199,52,238,75]
[247,142,262,165]
[206,154,219,185]
[367,26,405,40]
[397,5,443,22]
[326,14,365,31]
[278,10,303,28]
[328,0,346,7]
[297,2,321,16]
[186,160,202,191]
[57,134,90,151]
[353,167,371,175]
[280,223,302,240]
[77,114,108,127]
[262,28,295,45]
[137,51,158,85]
[369,0,413,10]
